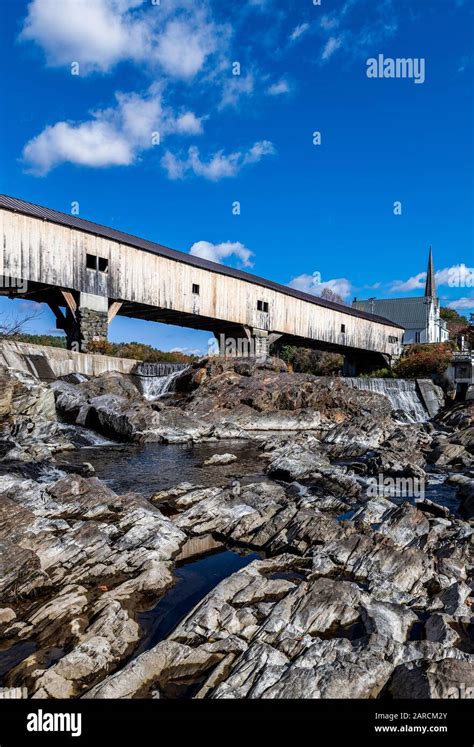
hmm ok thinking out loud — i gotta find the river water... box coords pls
[59,437,459,513]
[56,433,462,519]
[58,440,266,497]
[343,378,429,423]
[133,363,190,401]
[134,548,259,657]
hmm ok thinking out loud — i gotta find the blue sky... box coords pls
[0,0,473,353]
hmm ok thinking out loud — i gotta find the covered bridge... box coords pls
[0,195,403,372]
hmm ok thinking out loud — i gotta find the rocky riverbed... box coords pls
[0,358,472,699]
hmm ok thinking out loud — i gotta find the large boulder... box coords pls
[388,658,474,698]
[177,359,394,429]
[52,373,210,443]
[0,367,69,461]
[0,367,56,423]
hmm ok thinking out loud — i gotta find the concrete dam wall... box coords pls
[0,340,139,380]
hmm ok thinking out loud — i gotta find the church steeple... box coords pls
[424,246,437,298]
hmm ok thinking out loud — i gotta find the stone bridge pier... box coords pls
[48,291,120,353]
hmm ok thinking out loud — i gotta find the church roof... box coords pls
[354,247,442,332]
[352,297,433,330]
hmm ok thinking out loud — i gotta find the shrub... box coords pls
[87,339,116,356]
[273,345,343,375]
[363,368,395,379]
[15,333,67,348]
[393,343,453,379]
[113,342,195,363]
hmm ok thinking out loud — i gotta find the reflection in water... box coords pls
[60,440,265,497]
[0,641,36,681]
[59,437,460,513]
[134,548,259,657]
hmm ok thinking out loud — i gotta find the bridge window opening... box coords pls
[192,283,200,295]
[86,253,108,273]
[341,324,346,333]
[388,335,398,344]
[257,300,269,313]
[86,253,97,270]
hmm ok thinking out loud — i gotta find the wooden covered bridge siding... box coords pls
[0,200,403,369]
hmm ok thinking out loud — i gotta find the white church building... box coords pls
[353,248,449,346]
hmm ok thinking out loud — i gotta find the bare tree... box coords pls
[0,307,44,339]
[320,287,346,305]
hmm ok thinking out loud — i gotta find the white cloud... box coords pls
[321,36,342,61]
[390,264,474,293]
[390,272,426,293]
[288,272,352,300]
[320,15,339,31]
[317,1,399,63]
[189,240,254,268]
[247,0,272,7]
[153,16,219,79]
[23,86,203,175]
[435,264,474,288]
[457,56,470,76]
[219,73,255,109]
[20,0,227,78]
[114,90,163,144]
[447,297,474,310]
[170,346,205,356]
[174,112,204,135]
[160,150,187,180]
[23,121,133,174]
[161,140,275,181]
[162,147,239,181]
[290,23,310,42]
[20,0,148,73]
[242,140,275,164]
[267,78,290,96]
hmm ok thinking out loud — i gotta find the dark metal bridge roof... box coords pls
[0,194,403,329]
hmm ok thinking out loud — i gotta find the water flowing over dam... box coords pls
[134,362,189,400]
[344,378,428,422]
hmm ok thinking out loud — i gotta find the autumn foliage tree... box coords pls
[113,342,195,363]
[393,342,454,379]
[440,307,474,349]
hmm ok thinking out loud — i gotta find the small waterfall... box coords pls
[134,362,189,401]
[59,424,117,447]
[344,378,428,422]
